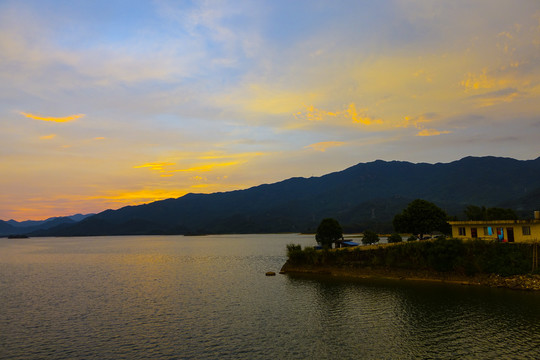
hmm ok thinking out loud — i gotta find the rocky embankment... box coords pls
[280,262,540,291]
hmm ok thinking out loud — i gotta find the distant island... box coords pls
[7,234,29,239]
[2,156,540,237]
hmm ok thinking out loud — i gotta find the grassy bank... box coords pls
[282,238,540,290]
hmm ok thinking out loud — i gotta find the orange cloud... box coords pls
[295,103,382,127]
[468,88,521,107]
[39,134,56,140]
[170,161,241,172]
[305,141,346,152]
[21,112,85,122]
[198,152,265,160]
[89,189,187,204]
[133,162,176,171]
[134,152,265,178]
[347,103,382,125]
[295,105,336,122]
[416,129,451,136]
[460,69,508,92]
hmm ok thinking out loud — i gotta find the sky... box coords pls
[1,0,540,221]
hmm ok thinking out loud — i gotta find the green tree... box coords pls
[361,230,379,245]
[393,199,448,239]
[387,233,403,243]
[315,218,343,249]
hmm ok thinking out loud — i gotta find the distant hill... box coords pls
[0,213,94,237]
[29,156,540,237]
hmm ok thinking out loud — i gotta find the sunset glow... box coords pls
[1,0,539,220]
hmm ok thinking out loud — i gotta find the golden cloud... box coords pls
[347,103,382,125]
[134,152,266,178]
[294,103,382,127]
[169,161,241,173]
[295,105,336,122]
[21,112,85,122]
[305,141,346,152]
[468,88,521,107]
[133,162,176,171]
[416,129,451,137]
[237,84,321,115]
[198,151,265,160]
[39,134,56,140]
[460,70,498,91]
[89,189,187,203]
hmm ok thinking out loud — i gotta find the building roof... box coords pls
[449,219,540,225]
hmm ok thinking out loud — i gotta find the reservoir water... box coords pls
[1,234,539,359]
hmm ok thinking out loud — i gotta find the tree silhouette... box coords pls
[393,199,448,239]
[316,218,343,249]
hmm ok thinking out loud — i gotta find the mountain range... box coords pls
[3,156,540,237]
[0,214,94,237]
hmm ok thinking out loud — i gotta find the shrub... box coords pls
[427,238,465,272]
[387,233,403,243]
[302,246,319,265]
[286,239,535,276]
[286,244,304,264]
[407,235,417,242]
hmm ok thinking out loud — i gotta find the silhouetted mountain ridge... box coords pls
[28,156,540,236]
[0,214,94,237]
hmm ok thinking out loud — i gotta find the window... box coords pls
[484,226,493,236]
[471,228,478,238]
[458,227,466,236]
[522,226,531,236]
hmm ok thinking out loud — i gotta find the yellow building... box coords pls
[449,215,540,243]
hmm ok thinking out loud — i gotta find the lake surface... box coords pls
[1,234,539,359]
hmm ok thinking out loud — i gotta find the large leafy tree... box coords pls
[316,218,343,249]
[393,199,448,239]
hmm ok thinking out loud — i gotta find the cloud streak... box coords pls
[305,141,346,152]
[21,112,84,123]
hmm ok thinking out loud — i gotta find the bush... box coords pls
[286,244,304,264]
[387,233,403,243]
[427,238,465,272]
[407,235,417,242]
[474,241,531,276]
[286,239,535,276]
[302,246,319,265]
